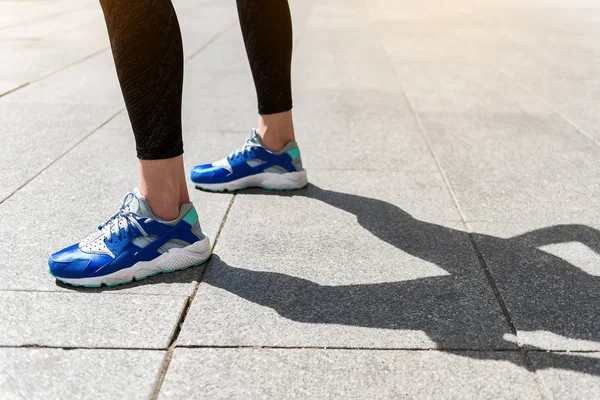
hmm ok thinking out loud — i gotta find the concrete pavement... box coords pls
[1,0,599,398]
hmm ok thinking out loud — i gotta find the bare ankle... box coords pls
[143,195,181,221]
[258,110,295,152]
[138,155,190,221]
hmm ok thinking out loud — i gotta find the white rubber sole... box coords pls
[54,236,212,287]
[196,170,308,192]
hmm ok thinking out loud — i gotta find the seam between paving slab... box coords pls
[150,194,236,400]
[150,5,316,393]
[368,12,553,399]
[505,74,600,147]
[0,108,122,205]
[461,11,600,149]
[151,7,314,394]
[0,22,236,207]
[2,342,599,355]
[0,48,108,100]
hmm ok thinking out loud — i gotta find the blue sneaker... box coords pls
[190,129,308,192]
[48,190,211,287]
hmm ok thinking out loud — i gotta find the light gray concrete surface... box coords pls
[530,352,600,400]
[470,222,600,351]
[1,0,599,398]
[177,176,515,349]
[0,292,186,348]
[159,348,542,399]
[0,348,164,400]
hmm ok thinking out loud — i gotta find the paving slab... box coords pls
[178,171,514,349]
[418,113,600,225]
[0,124,231,295]
[0,40,105,84]
[383,62,511,93]
[0,348,164,400]
[0,101,120,202]
[0,1,83,29]
[519,79,600,143]
[470,222,600,351]
[176,2,237,53]
[405,85,551,115]
[4,51,124,106]
[0,8,100,41]
[292,90,416,170]
[529,352,600,399]
[0,80,25,96]
[159,348,541,399]
[0,291,185,348]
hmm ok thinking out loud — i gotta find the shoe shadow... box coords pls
[203,184,600,375]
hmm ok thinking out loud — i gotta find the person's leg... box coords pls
[138,157,189,221]
[236,0,295,152]
[100,0,187,220]
[48,0,211,287]
[191,0,306,192]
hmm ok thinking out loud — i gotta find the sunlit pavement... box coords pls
[1,0,599,398]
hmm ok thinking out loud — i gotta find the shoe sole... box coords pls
[50,236,212,288]
[194,170,308,193]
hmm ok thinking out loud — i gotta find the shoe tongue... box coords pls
[126,189,156,220]
[247,128,264,146]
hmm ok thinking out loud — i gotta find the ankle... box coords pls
[258,110,295,152]
[138,156,190,221]
[260,135,292,153]
[142,190,182,221]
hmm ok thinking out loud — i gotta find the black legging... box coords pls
[99,0,293,160]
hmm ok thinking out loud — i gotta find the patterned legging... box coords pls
[99,0,293,159]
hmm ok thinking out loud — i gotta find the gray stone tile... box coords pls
[178,172,514,349]
[0,102,121,202]
[419,113,600,224]
[176,2,237,53]
[0,291,185,348]
[292,88,414,144]
[181,67,257,133]
[0,127,230,295]
[529,352,600,399]
[0,8,100,41]
[291,91,426,170]
[5,51,124,106]
[0,41,104,84]
[470,222,600,351]
[520,44,600,81]
[0,348,164,400]
[159,348,541,399]
[178,28,258,133]
[405,84,551,114]
[387,62,511,93]
[0,80,25,96]
[293,31,402,93]
[289,2,408,94]
[520,79,600,143]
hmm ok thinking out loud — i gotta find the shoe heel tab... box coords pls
[182,206,199,227]
[287,146,301,161]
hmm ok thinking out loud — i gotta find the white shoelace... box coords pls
[227,140,258,160]
[98,192,146,242]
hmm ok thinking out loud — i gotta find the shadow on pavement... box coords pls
[208,184,600,376]
[60,184,600,375]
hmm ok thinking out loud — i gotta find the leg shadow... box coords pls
[202,184,600,375]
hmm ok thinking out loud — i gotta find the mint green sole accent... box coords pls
[182,206,199,226]
[48,255,211,289]
[195,183,307,193]
[287,147,301,160]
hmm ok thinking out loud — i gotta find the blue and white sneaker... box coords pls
[190,129,308,192]
[48,190,211,287]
